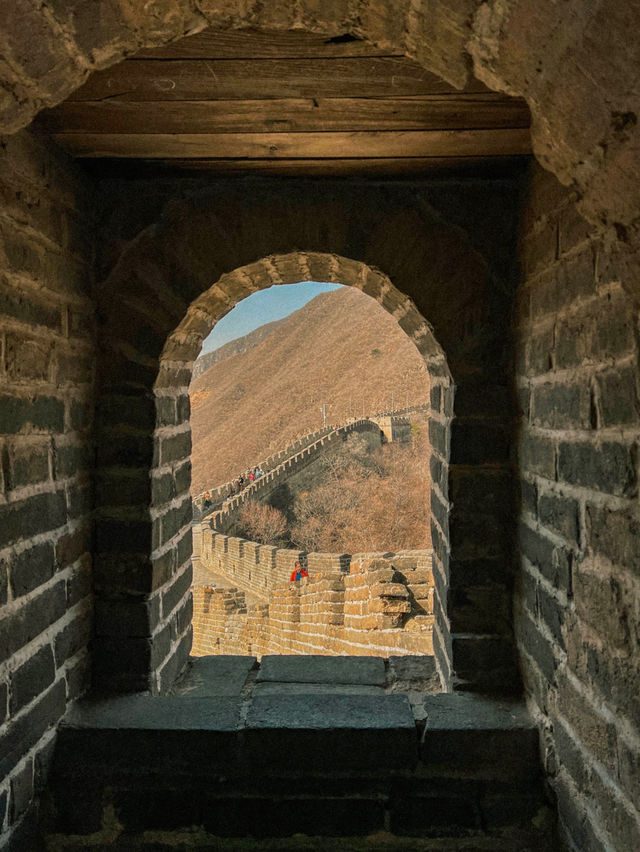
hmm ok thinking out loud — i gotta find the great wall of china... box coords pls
[191,407,434,659]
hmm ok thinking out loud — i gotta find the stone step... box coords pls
[44,657,558,848]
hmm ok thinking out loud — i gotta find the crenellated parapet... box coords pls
[192,522,434,659]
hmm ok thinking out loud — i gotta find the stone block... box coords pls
[421,693,540,781]
[0,679,66,778]
[172,655,256,697]
[0,581,66,665]
[538,491,580,545]
[245,693,416,771]
[10,644,55,715]
[257,655,386,685]
[557,440,637,497]
[9,757,33,823]
[8,542,55,599]
[0,490,66,550]
[254,682,384,696]
[531,381,591,429]
[0,394,64,435]
[595,365,640,427]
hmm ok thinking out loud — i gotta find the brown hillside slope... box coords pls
[189,286,430,495]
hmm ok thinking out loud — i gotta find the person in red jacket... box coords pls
[290,561,308,582]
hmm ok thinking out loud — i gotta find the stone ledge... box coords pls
[257,654,386,686]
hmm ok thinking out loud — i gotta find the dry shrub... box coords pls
[290,429,430,552]
[235,501,288,546]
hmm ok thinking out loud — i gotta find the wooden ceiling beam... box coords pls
[83,156,529,178]
[68,57,490,102]
[134,29,402,59]
[52,128,532,159]
[39,95,530,135]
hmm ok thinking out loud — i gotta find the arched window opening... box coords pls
[152,254,453,693]
[187,281,435,665]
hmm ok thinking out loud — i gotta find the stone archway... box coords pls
[93,186,517,696]
[157,253,450,687]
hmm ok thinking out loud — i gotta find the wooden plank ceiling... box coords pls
[38,29,532,175]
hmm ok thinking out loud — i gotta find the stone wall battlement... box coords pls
[192,523,434,658]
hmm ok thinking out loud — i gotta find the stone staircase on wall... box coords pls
[193,405,428,524]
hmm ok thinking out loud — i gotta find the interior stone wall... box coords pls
[0,129,95,845]
[90,178,519,698]
[515,162,640,851]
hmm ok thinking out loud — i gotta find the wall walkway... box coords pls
[194,407,423,530]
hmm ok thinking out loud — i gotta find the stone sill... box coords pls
[59,655,537,777]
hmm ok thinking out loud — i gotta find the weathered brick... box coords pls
[159,431,191,465]
[10,542,55,598]
[538,492,580,545]
[7,440,50,490]
[54,609,92,665]
[10,644,55,714]
[55,524,90,571]
[595,366,640,427]
[536,583,566,650]
[54,442,92,479]
[0,679,66,778]
[5,334,52,382]
[531,382,591,430]
[557,440,637,496]
[519,432,555,479]
[0,282,61,331]
[0,396,65,435]
[9,757,33,823]
[518,523,573,593]
[586,503,640,575]
[0,581,66,664]
[0,494,63,558]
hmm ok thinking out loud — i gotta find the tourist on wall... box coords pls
[290,561,309,582]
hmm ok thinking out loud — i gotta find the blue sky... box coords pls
[200,281,342,354]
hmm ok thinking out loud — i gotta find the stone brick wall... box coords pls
[515,163,640,851]
[192,528,434,658]
[90,178,519,697]
[0,129,95,843]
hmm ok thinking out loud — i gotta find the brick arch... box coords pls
[94,190,518,696]
[2,2,639,252]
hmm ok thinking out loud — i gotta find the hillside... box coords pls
[192,316,288,380]
[189,286,430,496]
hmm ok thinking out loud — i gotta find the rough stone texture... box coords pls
[0,1,638,277]
[514,162,640,852]
[171,654,256,697]
[0,128,95,845]
[45,680,557,848]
